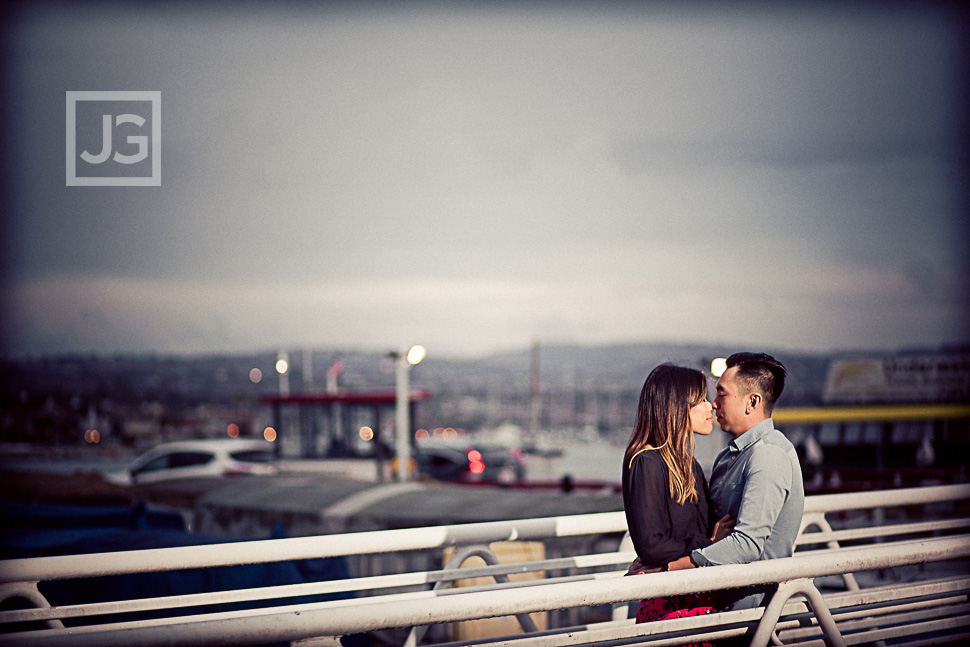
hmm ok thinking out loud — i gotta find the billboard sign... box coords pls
[823,353,970,404]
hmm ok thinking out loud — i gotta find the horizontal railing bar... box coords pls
[1,485,968,646]
[427,552,632,583]
[780,588,970,634]
[430,577,970,647]
[785,533,967,559]
[6,535,969,647]
[899,631,970,647]
[13,597,764,647]
[837,596,970,622]
[0,562,628,626]
[1,572,626,639]
[775,596,966,642]
[0,569,420,625]
[2,484,967,586]
[5,559,960,636]
[445,578,970,647]
[841,615,970,645]
[0,512,627,584]
[0,550,635,625]
[802,483,970,514]
[437,569,623,596]
[430,606,764,647]
[781,601,970,640]
[795,518,970,545]
[827,582,970,611]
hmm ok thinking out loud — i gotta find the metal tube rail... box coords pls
[795,517,970,546]
[802,482,970,514]
[0,551,636,626]
[5,534,969,647]
[433,577,970,647]
[4,483,967,585]
[0,512,627,584]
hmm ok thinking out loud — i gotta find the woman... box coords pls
[622,363,732,626]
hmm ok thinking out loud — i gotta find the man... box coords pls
[666,352,804,612]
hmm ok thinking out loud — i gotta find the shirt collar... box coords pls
[728,418,774,453]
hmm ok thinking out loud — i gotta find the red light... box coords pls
[467,450,482,462]
[469,460,485,474]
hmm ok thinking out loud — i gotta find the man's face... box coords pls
[713,366,749,437]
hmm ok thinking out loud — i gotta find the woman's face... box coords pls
[689,398,714,435]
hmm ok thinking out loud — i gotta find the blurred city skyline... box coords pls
[2,1,968,360]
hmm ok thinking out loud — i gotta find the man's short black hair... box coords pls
[725,352,787,414]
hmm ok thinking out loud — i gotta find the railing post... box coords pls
[798,512,860,591]
[612,533,635,622]
[0,582,64,630]
[750,578,846,647]
[405,544,540,647]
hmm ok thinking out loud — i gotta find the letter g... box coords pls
[112,114,148,164]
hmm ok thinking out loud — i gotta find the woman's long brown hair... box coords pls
[623,363,707,505]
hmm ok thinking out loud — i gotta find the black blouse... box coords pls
[622,449,714,569]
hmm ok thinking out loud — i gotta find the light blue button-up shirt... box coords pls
[691,418,804,572]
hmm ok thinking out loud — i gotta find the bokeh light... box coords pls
[711,358,728,378]
[359,426,374,441]
[227,423,240,438]
[249,368,263,383]
[407,345,426,365]
[264,427,277,442]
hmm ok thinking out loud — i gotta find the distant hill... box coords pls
[451,342,831,405]
[2,343,962,448]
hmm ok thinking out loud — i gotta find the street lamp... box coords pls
[393,344,426,482]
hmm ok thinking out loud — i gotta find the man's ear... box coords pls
[749,393,762,412]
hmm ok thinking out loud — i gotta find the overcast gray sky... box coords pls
[3,1,968,358]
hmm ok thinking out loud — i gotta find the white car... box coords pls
[107,439,278,486]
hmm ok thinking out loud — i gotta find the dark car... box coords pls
[414,442,526,485]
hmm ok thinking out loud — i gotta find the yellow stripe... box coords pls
[772,403,970,425]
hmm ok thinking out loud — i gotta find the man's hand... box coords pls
[666,555,696,571]
[710,514,735,542]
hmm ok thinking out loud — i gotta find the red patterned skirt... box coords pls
[635,592,716,647]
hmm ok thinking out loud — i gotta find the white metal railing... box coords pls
[0,512,626,583]
[4,484,966,583]
[1,484,968,647]
[802,481,970,514]
[3,536,969,647]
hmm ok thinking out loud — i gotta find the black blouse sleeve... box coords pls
[623,451,694,568]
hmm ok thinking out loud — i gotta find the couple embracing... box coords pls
[621,353,804,636]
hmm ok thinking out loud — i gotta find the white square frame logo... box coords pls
[66,91,161,186]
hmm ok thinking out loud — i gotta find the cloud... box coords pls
[3,2,968,357]
[10,248,967,357]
